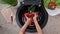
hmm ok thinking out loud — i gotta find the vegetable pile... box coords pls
[44,0,60,9]
[24,11,39,25]
[24,5,39,25]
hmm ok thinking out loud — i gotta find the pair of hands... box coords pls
[24,13,38,25]
[19,13,42,34]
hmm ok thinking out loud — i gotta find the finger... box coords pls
[34,13,37,16]
[36,14,38,17]
[34,13,38,18]
[24,13,28,19]
[25,15,28,19]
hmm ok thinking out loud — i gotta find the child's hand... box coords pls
[33,13,38,21]
[24,13,32,25]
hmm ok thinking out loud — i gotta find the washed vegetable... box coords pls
[24,11,39,25]
[48,2,57,10]
[44,0,60,8]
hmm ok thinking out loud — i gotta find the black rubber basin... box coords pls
[16,5,48,32]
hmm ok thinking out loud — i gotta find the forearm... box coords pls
[34,19,42,34]
[19,21,29,34]
[20,23,28,32]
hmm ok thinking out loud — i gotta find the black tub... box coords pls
[16,0,48,33]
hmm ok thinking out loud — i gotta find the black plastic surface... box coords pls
[16,5,48,32]
[16,0,48,33]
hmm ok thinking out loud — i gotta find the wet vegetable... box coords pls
[44,0,60,8]
[24,12,39,25]
[48,2,57,10]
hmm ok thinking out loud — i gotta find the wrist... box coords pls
[33,19,38,24]
[25,19,31,25]
[33,18,37,21]
[25,21,29,25]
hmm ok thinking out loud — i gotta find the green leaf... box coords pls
[2,0,18,6]
[28,6,35,13]
[31,7,35,13]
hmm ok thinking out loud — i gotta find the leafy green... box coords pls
[2,0,18,6]
[28,7,35,13]
[44,0,60,8]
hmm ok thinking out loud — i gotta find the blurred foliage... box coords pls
[2,0,18,6]
[1,0,60,8]
[28,7,35,13]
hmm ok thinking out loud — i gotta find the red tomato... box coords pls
[24,13,35,18]
[24,13,30,17]
[48,2,57,8]
[29,14,32,17]
[30,14,34,17]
